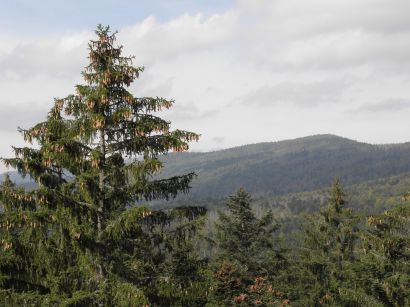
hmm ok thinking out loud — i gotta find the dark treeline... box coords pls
[157,135,410,201]
[0,26,409,306]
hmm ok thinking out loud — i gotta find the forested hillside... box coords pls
[5,134,410,203]
[160,134,410,199]
[160,170,410,213]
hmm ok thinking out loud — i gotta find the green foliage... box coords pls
[208,261,244,306]
[298,179,366,306]
[209,189,287,305]
[358,203,410,306]
[208,261,288,306]
[214,189,282,276]
[0,25,205,305]
[159,134,410,200]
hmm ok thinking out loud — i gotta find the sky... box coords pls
[1,0,410,172]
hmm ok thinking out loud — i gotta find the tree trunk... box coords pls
[97,127,106,239]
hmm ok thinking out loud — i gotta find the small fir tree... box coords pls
[209,188,286,305]
[214,189,282,274]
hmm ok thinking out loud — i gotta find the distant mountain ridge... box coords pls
[159,134,410,199]
[3,134,410,200]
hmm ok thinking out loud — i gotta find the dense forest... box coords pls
[0,26,409,306]
[159,135,410,200]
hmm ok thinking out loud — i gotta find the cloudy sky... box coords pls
[1,0,410,171]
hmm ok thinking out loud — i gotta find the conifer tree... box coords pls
[0,25,205,305]
[209,189,286,305]
[299,179,380,306]
[144,206,209,306]
[358,197,410,306]
[214,189,282,274]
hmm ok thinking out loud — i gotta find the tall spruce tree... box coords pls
[299,179,378,306]
[0,25,206,305]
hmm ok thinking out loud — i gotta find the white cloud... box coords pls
[1,0,410,172]
[236,0,410,72]
[0,31,90,81]
[239,79,352,107]
[119,12,238,65]
[351,98,410,113]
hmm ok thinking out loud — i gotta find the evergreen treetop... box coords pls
[299,179,377,306]
[214,188,280,274]
[0,24,205,306]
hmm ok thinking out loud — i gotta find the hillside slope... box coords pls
[159,134,410,199]
[3,134,410,201]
